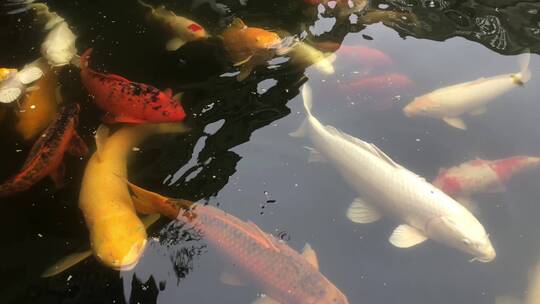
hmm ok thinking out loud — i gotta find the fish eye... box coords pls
[462,238,471,245]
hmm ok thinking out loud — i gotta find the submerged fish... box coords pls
[339,73,414,110]
[80,48,186,124]
[16,70,61,140]
[221,18,282,81]
[291,84,496,262]
[287,41,336,74]
[41,21,78,68]
[0,58,46,104]
[433,156,540,197]
[0,103,87,197]
[79,123,188,270]
[403,53,531,130]
[138,0,208,51]
[41,213,161,278]
[126,183,350,304]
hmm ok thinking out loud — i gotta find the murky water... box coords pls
[1,0,540,303]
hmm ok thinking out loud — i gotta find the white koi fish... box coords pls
[403,53,531,130]
[41,21,78,67]
[287,41,336,75]
[291,84,496,262]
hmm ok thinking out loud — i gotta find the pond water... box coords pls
[1,0,540,303]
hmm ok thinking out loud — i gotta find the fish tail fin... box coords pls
[126,182,194,220]
[302,83,313,117]
[80,48,93,69]
[137,0,154,10]
[517,51,531,84]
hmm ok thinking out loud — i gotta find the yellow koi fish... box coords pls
[79,122,189,270]
[138,0,208,51]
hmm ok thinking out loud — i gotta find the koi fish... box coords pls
[41,213,161,277]
[313,43,393,68]
[126,183,350,304]
[291,84,495,262]
[403,53,531,130]
[16,70,61,140]
[41,20,78,67]
[138,0,208,51]
[0,68,17,82]
[339,73,414,110]
[287,41,336,74]
[80,48,186,124]
[79,123,188,270]
[0,103,87,197]
[221,18,282,81]
[433,156,540,197]
[0,58,46,104]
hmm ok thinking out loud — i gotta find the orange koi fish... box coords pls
[127,183,350,304]
[0,103,87,197]
[221,18,282,81]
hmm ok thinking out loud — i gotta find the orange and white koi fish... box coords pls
[433,156,540,197]
[127,183,350,304]
[403,53,531,130]
[16,70,61,140]
[0,103,87,197]
[221,18,282,81]
[138,0,208,51]
[79,123,188,270]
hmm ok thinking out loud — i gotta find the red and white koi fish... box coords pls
[80,48,186,124]
[0,103,87,197]
[433,156,540,197]
[127,183,350,304]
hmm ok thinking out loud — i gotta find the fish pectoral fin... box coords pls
[140,213,161,227]
[455,196,480,215]
[0,87,23,104]
[236,65,253,81]
[304,146,326,163]
[252,295,282,304]
[172,92,183,102]
[127,181,169,214]
[443,117,467,130]
[301,243,319,269]
[219,271,246,287]
[67,132,89,157]
[17,66,44,84]
[346,197,382,224]
[468,106,487,116]
[94,124,110,162]
[389,224,427,248]
[49,162,66,189]
[494,296,522,304]
[41,250,93,278]
[232,54,254,67]
[165,38,187,51]
[289,119,308,138]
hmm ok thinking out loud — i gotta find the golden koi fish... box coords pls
[221,18,282,81]
[79,123,189,270]
[127,183,350,304]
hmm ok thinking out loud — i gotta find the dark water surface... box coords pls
[1,0,540,303]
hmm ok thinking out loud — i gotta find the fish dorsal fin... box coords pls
[324,125,401,168]
[230,18,247,29]
[41,250,93,278]
[301,243,319,269]
[245,221,280,252]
